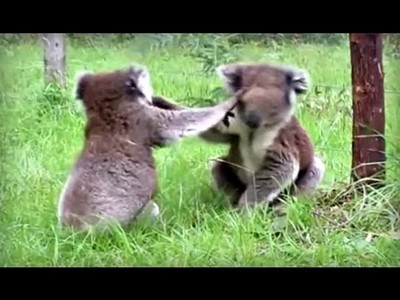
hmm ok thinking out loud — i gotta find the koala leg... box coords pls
[210,156,246,206]
[291,155,325,195]
[236,158,299,209]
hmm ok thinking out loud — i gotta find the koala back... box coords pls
[58,64,160,231]
[59,137,158,231]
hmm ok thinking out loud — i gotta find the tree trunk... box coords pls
[42,33,66,87]
[349,33,386,186]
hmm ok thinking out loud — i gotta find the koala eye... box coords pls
[285,72,294,86]
[125,78,144,98]
[230,74,242,92]
[125,78,137,90]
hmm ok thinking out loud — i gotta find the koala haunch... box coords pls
[153,62,325,210]
[57,64,237,231]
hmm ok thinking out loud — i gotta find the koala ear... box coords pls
[287,68,310,94]
[127,64,153,102]
[74,71,93,100]
[128,64,150,78]
[216,63,242,94]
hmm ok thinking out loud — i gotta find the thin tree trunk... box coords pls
[349,33,386,187]
[43,33,66,87]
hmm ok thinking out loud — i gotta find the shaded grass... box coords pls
[1,38,399,266]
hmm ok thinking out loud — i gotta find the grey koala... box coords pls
[57,64,238,231]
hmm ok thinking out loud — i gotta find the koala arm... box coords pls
[151,95,236,144]
[198,111,236,144]
[151,96,184,110]
[149,97,237,147]
[237,154,298,208]
[199,129,235,144]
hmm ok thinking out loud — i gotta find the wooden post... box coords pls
[349,33,386,186]
[42,33,66,87]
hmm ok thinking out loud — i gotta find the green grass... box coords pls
[1,37,400,267]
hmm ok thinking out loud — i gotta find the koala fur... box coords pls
[153,62,325,209]
[57,64,238,231]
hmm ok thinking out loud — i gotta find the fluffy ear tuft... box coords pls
[216,63,242,94]
[216,64,234,79]
[128,64,149,77]
[128,64,153,103]
[74,71,93,100]
[289,69,310,94]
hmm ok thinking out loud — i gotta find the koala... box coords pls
[57,64,238,231]
[203,62,325,209]
[153,62,325,210]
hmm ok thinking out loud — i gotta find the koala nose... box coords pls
[244,111,261,129]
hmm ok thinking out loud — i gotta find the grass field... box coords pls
[1,35,400,266]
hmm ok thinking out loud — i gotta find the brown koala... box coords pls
[203,62,325,209]
[57,64,238,231]
[153,62,325,209]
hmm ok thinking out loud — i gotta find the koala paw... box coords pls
[223,111,235,126]
[216,121,229,133]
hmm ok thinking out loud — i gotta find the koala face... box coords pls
[74,64,154,113]
[216,62,310,130]
[235,86,293,129]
